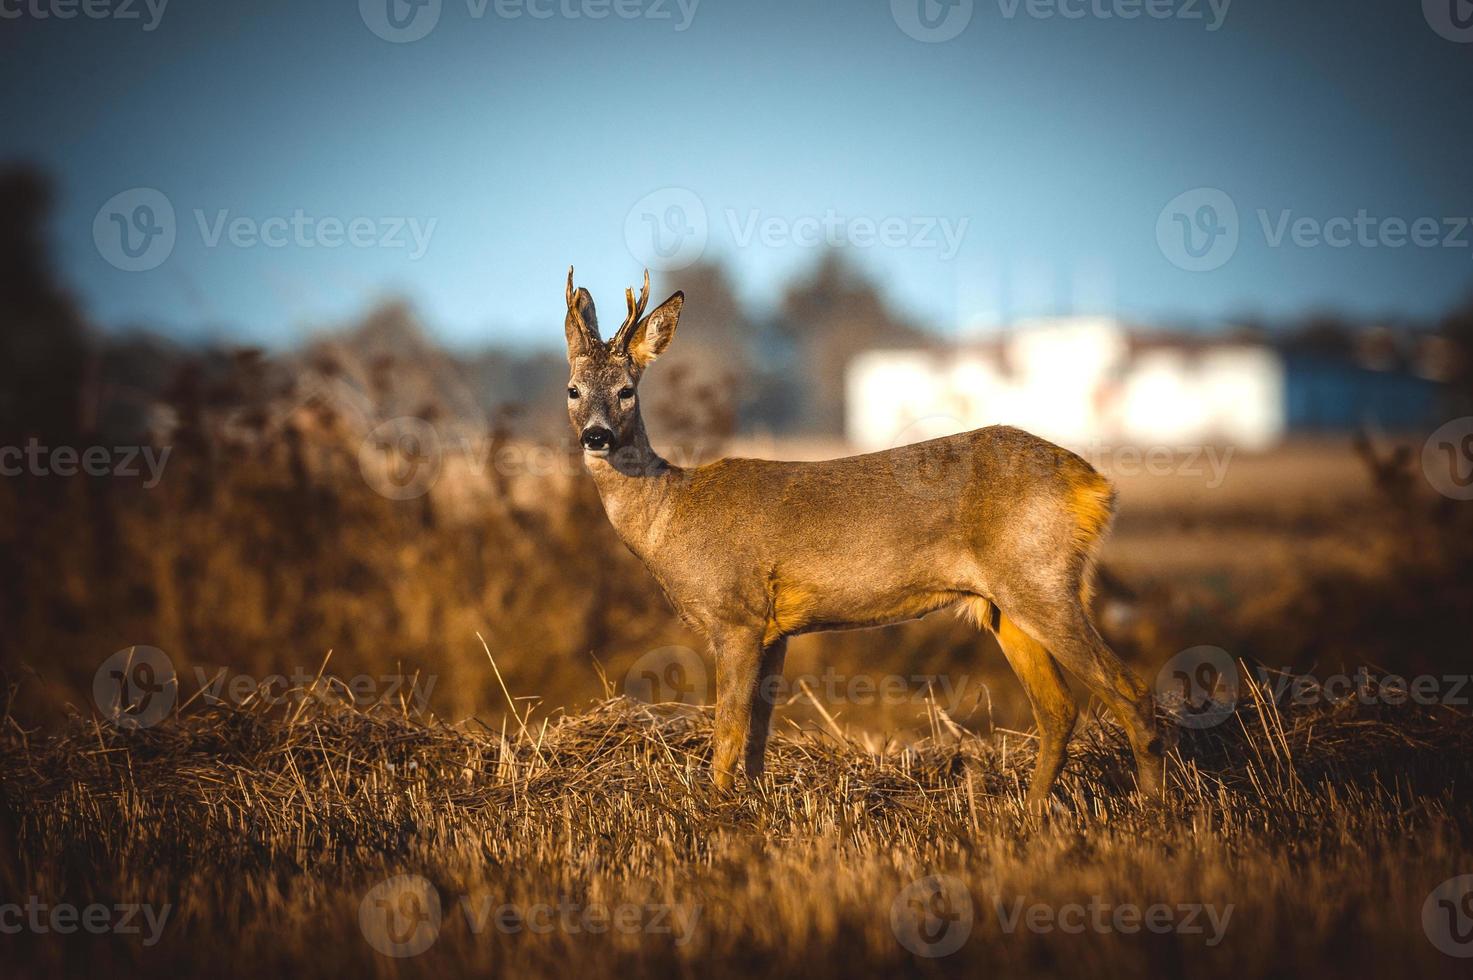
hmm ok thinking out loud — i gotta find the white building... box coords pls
[845,318,1287,452]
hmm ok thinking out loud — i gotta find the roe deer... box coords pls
[561,268,1166,809]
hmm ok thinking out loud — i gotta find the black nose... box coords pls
[581,426,614,451]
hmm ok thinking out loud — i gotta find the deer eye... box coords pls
[567,386,580,399]
[618,386,635,400]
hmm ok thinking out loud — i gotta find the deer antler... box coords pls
[614,269,651,351]
[564,266,601,351]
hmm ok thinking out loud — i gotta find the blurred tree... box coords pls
[462,347,568,442]
[1436,291,1473,403]
[1283,313,1355,359]
[771,251,924,435]
[638,261,751,455]
[0,167,90,445]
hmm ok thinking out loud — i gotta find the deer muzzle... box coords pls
[580,425,614,454]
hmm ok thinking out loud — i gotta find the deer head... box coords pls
[562,267,683,459]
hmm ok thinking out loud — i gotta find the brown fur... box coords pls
[1067,469,1116,606]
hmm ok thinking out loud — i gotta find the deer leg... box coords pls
[744,638,788,782]
[992,613,1077,813]
[1010,601,1165,799]
[710,625,764,792]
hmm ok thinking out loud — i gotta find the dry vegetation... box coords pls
[2,669,1470,979]
[4,170,1472,978]
[3,341,1472,980]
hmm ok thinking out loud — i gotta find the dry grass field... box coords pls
[3,405,1472,977]
[4,671,1471,979]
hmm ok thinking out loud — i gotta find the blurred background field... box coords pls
[3,166,1471,738]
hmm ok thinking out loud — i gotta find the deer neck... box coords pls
[584,419,681,560]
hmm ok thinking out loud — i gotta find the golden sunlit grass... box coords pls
[3,344,1472,979]
[3,671,1470,979]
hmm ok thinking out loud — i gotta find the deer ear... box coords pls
[628,291,682,367]
[564,268,600,357]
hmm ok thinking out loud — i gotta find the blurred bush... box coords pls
[2,167,1472,735]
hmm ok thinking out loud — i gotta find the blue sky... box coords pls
[3,0,1471,348]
